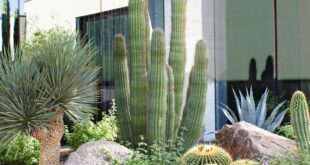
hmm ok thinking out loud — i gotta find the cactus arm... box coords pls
[289,91,310,154]
[13,9,20,49]
[147,29,168,145]
[166,64,176,142]
[181,67,194,127]
[168,0,187,132]
[2,0,10,53]
[113,34,132,143]
[128,0,149,144]
[181,40,208,150]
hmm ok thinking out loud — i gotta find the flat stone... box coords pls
[65,140,133,165]
[216,121,297,160]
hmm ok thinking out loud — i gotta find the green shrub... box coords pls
[261,150,310,165]
[0,134,39,165]
[125,135,185,165]
[277,124,295,140]
[65,100,118,150]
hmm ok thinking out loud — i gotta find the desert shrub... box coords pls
[125,135,185,165]
[277,124,295,140]
[0,134,39,165]
[65,100,118,150]
[261,151,310,165]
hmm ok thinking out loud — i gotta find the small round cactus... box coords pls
[181,144,232,165]
[231,159,258,165]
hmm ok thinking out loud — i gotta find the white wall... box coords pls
[25,0,128,37]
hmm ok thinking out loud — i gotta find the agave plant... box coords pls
[219,88,287,132]
[0,30,98,165]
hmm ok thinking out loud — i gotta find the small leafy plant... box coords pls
[0,134,39,165]
[65,100,119,150]
[125,135,185,165]
[277,124,295,140]
[219,88,287,132]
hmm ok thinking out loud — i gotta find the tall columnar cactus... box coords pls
[113,34,132,143]
[114,0,208,149]
[289,91,310,154]
[168,0,187,132]
[128,0,149,144]
[2,0,10,53]
[181,40,208,149]
[181,144,233,165]
[147,29,168,144]
[13,9,20,49]
[166,64,176,142]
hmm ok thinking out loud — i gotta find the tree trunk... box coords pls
[32,114,64,165]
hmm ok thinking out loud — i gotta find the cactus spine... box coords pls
[113,34,132,143]
[181,40,208,149]
[181,144,232,165]
[2,0,10,53]
[289,91,310,154]
[147,29,168,144]
[169,0,187,132]
[166,64,176,142]
[231,160,258,165]
[128,0,149,144]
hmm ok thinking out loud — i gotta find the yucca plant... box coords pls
[219,88,287,132]
[0,30,98,165]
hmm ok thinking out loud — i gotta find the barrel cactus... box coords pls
[231,159,258,165]
[289,91,310,154]
[181,144,232,165]
[114,0,208,150]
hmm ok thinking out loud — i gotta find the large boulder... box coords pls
[216,121,297,160]
[65,140,133,165]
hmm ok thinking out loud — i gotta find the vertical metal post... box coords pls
[273,0,278,94]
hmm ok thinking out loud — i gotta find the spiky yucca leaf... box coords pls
[0,51,54,147]
[0,31,99,147]
[32,32,99,122]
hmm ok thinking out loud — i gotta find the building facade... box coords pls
[24,0,310,141]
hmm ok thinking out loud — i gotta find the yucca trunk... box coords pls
[32,114,64,165]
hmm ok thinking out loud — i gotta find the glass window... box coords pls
[77,8,128,115]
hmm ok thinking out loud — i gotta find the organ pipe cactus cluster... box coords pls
[289,91,310,154]
[114,0,208,150]
[181,144,232,165]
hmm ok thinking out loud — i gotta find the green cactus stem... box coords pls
[166,64,176,143]
[181,144,232,165]
[128,0,149,144]
[289,91,310,154]
[13,9,20,49]
[113,34,132,143]
[147,29,168,145]
[181,40,208,150]
[2,0,10,53]
[168,0,187,132]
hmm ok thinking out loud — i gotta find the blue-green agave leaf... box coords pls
[267,109,288,132]
[256,89,269,127]
[218,103,238,124]
[232,89,243,121]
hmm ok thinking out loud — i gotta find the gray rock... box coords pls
[65,140,133,165]
[216,121,297,161]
